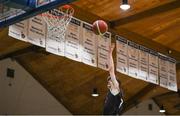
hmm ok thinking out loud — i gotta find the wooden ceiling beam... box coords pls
[122,84,157,113]
[110,0,180,27]
[0,45,49,61]
[0,45,34,60]
[153,91,177,99]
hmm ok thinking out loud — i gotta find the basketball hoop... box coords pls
[41,5,74,38]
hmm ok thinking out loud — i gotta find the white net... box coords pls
[42,5,74,38]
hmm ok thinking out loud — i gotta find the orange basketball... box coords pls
[92,20,108,35]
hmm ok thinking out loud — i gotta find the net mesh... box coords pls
[42,5,74,39]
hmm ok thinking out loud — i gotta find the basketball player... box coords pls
[103,43,124,115]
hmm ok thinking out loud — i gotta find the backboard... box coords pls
[0,0,76,28]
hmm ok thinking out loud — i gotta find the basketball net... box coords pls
[41,5,74,39]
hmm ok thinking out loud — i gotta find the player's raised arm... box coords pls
[108,43,119,89]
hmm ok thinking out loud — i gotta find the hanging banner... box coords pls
[168,57,177,91]
[82,22,97,67]
[46,34,65,56]
[8,20,28,42]
[28,15,46,47]
[116,35,128,75]
[65,17,82,62]
[97,32,111,70]
[159,54,169,88]
[128,41,139,78]
[148,50,159,84]
[138,46,149,81]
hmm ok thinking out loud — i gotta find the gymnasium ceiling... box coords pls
[0,0,180,114]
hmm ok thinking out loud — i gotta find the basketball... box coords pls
[92,20,108,35]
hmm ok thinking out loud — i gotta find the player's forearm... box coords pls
[109,60,116,82]
[109,71,119,86]
[110,71,116,81]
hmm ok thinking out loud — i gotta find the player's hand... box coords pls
[107,78,120,96]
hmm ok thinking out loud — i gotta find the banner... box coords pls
[28,15,46,47]
[82,22,97,67]
[159,54,168,88]
[116,35,128,75]
[168,57,177,91]
[148,50,159,84]
[97,32,111,70]
[65,17,82,62]
[46,34,65,56]
[138,46,149,81]
[128,41,139,78]
[8,20,28,42]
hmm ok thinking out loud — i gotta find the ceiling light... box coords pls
[159,105,166,113]
[92,88,99,97]
[120,0,130,10]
